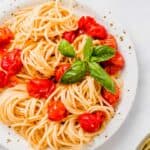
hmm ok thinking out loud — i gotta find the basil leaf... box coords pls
[83,37,93,61]
[91,45,115,62]
[61,60,87,84]
[58,40,75,57]
[88,62,115,93]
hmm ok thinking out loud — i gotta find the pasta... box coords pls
[0,1,125,150]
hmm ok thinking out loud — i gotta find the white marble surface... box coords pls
[0,0,150,150]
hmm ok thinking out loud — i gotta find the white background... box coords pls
[0,0,150,150]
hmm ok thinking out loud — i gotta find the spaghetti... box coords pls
[0,1,125,150]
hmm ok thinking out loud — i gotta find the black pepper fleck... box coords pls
[123,31,126,34]
[103,16,107,19]
[17,139,20,142]
[8,126,11,128]
[105,135,108,138]
[128,89,130,92]
[128,46,132,49]
[118,112,121,115]
[110,23,114,27]
[6,139,11,143]
[120,36,124,41]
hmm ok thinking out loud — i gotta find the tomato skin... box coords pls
[99,34,118,49]
[55,64,71,82]
[1,49,22,76]
[78,16,107,39]
[78,111,106,133]
[101,84,120,106]
[0,26,14,45]
[48,100,68,121]
[27,79,56,99]
[102,51,125,75]
[63,31,77,43]
[0,71,9,88]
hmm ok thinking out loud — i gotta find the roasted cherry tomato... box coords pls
[0,26,14,45]
[99,34,118,49]
[78,111,106,133]
[102,51,125,75]
[55,63,70,82]
[78,16,107,39]
[48,100,68,121]
[101,83,120,106]
[27,79,56,99]
[63,31,77,43]
[108,51,125,68]
[1,49,22,76]
[0,71,9,88]
[86,24,107,39]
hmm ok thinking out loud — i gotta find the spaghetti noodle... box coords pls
[0,1,124,150]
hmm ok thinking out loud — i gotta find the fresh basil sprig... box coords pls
[90,45,115,62]
[83,37,93,61]
[61,60,87,84]
[88,62,115,93]
[58,37,116,93]
[58,40,75,57]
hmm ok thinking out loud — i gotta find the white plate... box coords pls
[0,0,138,150]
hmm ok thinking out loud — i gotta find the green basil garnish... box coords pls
[90,45,115,62]
[58,40,75,57]
[88,62,115,93]
[83,37,93,61]
[61,60,87,84]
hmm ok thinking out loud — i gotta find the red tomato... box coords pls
[99,34,118,49]
[78,16,96,30]
[27,79,56,99]
[0,71,9,88]
[101,84,120,106]
[48,100,68,121]
[1,49,22,76]
[55,63,71,82]
[78,111,106,133]
[78,16,107,39]
[63,31,77,43]
[86,24,107,39]
[109,51,125,68]
[102,51,125,75]
[0,26,14,45]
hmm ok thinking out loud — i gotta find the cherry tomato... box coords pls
[55,63,71,82]
[78,16,107,39]
[101,84,120,106]
[63,31,77,43]
[48,100,68,121]
[109,51,125,68]
[99,34,118,49]
[78,16,96,30]
[27,79,56,99]
[1,49,22,76]
[0,71,9,88]
[0,26,14,45]
[102,51,125,75]
[86,24,107,39]
[78,111,106,133]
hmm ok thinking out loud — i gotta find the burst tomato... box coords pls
[0,71,9,88]
[48,100,68,121]
[78,16,107,39]
[78,111,106,133]
[102,51,125,75]
[101,84,120,107]
[63,31,77,43]
[99,34,118,49]
[27,79,56,99]
[55,63,71,82]
[1,49,22,76]
[0,26,14,45]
